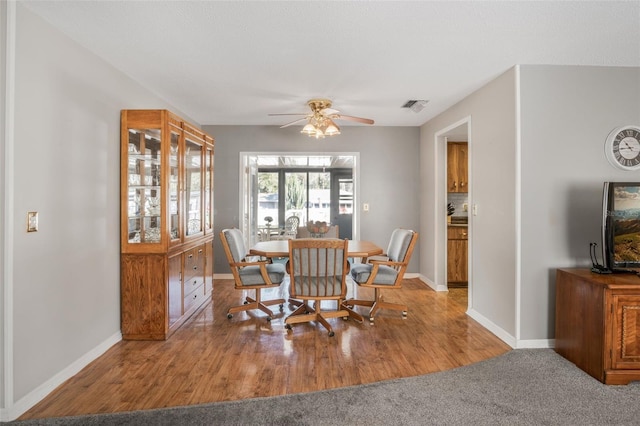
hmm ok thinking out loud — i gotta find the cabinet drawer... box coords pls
[184,245,205,278]
[184,275,205,296]
[184,284,205,313]
[447,227,468,240]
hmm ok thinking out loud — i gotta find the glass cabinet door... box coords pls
[169,130,181,243]
[185,136,203,237]
[204,145,214,234]
[126,128,162,244]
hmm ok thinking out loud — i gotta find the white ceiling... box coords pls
[21,1,640,128]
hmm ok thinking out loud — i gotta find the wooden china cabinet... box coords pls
[120,110,214,340]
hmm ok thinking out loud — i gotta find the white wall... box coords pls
[519,65,640,340]
[420,68,518,342]
[205,125,421,275]
[1,4,191,419]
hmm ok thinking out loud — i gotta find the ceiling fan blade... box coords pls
[320,107,340,115]
[280,117,308,128]
[335,114,374,125]
[268,113,308,116]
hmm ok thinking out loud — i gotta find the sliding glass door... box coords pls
[242,153,358,246]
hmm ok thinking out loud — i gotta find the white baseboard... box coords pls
[515,339,555,349]
[214,273,234,280]
[466,308,517,348]
[417,274,449,292]
[1,331,122,421]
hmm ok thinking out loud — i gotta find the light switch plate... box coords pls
[27,212,38,232]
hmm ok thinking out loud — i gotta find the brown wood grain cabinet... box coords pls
[447,142,468,193]
[447,226,468,284]
[120,110,214,340]
[555,268,640,384]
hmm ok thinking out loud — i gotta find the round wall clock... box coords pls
[605,125,640,171]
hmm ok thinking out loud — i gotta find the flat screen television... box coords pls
[602,182,640,272]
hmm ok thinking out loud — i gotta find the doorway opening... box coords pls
[240,153,359,247]
[436,118,472,308]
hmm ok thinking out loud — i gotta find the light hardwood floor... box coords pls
[20,277,511,420]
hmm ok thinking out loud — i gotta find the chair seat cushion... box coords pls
[239,263,286,285]
[350,264,398,285]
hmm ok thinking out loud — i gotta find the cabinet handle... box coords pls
[460,182,465,187]
[462,232,467,237]
[453,181,457,188]
[188,254,193,259]
[198,249,203,254]
[193,266,198,270]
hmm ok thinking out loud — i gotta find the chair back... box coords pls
[221,228,247,263]
[288,238,349,299]
[283,216,300,238]
[387,228,416,265]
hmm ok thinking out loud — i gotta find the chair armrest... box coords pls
[232,259,271,268]
[368,259,404,268]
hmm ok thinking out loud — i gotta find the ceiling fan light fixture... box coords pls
[301,122,316,135]
[324,120,341,136]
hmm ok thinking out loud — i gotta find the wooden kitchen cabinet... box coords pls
[447,142,468,193]
[120,110,214,340]
[555,268,640,385]
[447,226,468,285]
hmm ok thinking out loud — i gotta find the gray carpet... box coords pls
[10,349,640,425]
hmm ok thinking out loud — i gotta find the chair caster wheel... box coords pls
[279,304,284,311]
[402,311,408,318]
[369,317,374,323]
[243,301,248,305]
[285,324,292,330]
[227,313,233,319]
[328,331,335,337]
[266,316,271,322]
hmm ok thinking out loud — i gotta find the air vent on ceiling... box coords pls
[401,99,429,113]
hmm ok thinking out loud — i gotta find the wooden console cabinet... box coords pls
[120,110,214,340]
[555,268,640,384]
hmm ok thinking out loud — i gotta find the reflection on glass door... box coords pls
[332,172,353,239]
[185,137,202,236]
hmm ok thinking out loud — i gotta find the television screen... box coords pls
[603,182,640,271]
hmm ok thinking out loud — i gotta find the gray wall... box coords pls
[204,125,421,275]
[419,65,640,346]
[420,68,518,340]
[3,4,190,414]
[1,0,8,410]
[519,65,640,340]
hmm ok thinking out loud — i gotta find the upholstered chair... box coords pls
[220,228,286,321]
[285,238,351,336]
[343,229,418,322]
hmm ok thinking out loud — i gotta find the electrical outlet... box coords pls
[363,203,370,212]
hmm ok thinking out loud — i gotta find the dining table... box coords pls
[249,239,383,260]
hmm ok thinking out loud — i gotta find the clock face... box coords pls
[605,125,640,171]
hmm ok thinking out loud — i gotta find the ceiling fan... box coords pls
[269,98,374,138]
